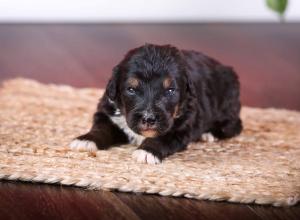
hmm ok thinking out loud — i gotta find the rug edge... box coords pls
[0,174,298,207]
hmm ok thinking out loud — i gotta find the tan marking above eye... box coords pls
[127,77,139,88]
[163,77,172,89]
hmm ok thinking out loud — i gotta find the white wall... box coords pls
[0,0,299,22]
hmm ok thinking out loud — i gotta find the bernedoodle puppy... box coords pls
[70,44,242,164]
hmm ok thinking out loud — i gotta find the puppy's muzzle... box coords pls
[136,111,159,138]
[140,112,158,129]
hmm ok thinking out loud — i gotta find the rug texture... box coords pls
[0,78,299,206]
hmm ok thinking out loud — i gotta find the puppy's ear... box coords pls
[175,70,196,119]
[177,52,196,97]
[106,65,120,101]
[184,71,196,97]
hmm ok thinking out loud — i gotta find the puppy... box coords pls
[70,44,242,164]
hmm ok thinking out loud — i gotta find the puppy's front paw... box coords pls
[70,139,97,152]
[201,132,217,143]
[132,149,161,164]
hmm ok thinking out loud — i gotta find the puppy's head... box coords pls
[106,44,193,138]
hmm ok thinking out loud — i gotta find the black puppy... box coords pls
[70,44,242,164]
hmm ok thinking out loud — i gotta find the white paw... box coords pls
[132,149,161,164]
[201,133,217,143]
[70,139,97,152]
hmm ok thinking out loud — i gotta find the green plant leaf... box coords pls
[266,0,288,15]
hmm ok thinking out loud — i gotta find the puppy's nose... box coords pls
[142,113,157,126]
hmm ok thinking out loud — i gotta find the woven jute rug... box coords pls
[0,78,299,206]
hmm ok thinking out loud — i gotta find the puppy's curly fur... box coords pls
[71,44,242,164]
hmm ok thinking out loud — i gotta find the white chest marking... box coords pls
[109,115,145,146]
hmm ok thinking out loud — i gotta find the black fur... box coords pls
[75,44,242,162]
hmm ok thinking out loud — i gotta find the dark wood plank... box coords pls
[248,205,300,220]
[0,182,139,220]
[0,181,299,220]
[117,192,261,220]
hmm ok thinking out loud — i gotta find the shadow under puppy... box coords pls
[70,44,242,164]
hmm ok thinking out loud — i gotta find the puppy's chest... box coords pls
[109,115,145,146]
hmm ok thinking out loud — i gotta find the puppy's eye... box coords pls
[165,88,176,96]
[127,87,136,94]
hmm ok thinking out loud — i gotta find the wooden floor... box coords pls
[0,23,300,110]
[0,24,299,219]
